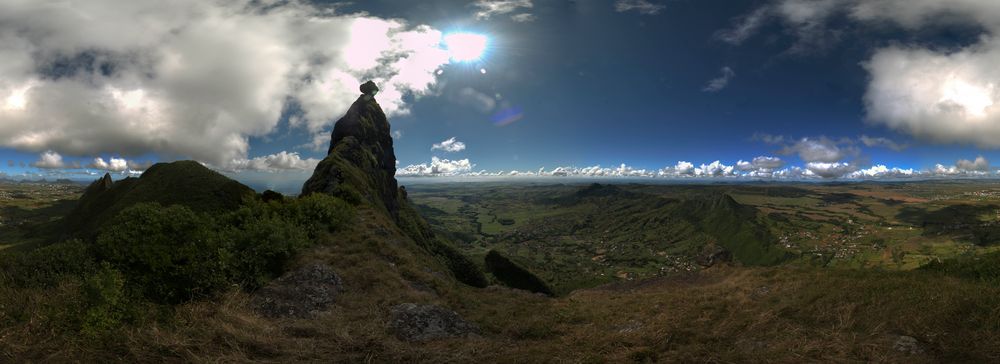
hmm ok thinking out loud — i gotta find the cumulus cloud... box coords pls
[737,156,785,177]
[397,157,474,176]
[849,165,916,179]
[805,162,858,178]
[431,137,467,153]
[229,151,319,173]
[89,157,129,172]
[473,0,534,20]
[780,137,856,163]
[957,156,991,172]
[728,1,1000,147]
[615,0,666,15]
[702,67,736,92]
[864,42,1000,148]
[31,151,67,169]
[0,1,452,170]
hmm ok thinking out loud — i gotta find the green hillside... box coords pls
[62,161,256,236]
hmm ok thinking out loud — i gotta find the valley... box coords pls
[409,180,1000,293]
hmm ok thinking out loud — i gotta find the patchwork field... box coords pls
[408,180,1000,293]
[0,181,83,251]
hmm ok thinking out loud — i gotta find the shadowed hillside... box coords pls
[61,161,255,236]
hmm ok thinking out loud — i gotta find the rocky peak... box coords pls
[302,81,400,219]
[84,173,114,195]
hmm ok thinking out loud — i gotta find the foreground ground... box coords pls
[3,180,1000,362]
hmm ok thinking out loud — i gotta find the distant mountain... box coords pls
[62,160,256,236]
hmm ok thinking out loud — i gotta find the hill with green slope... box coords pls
[61,161,255,236]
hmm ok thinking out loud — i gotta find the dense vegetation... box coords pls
[62,161,256,236]
[0,193,354,336]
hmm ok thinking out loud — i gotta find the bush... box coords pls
[94,203,231,304]
[91,196,355,303]
[80,262,128,338]
[922,251,1000,282]
[222,201,312,289]
[280,193,355,239]
[0,239,98,288]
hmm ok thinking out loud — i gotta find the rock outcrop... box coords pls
[252,263,343,318]
[302,81,399,219]
[389,303,479,341]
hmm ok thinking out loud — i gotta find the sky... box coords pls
[4,0,1000,191]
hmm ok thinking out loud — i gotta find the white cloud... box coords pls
[805,162,858,178]
[702,67,736,92]
[89,157,129,172]
[473,0,534,20]
[0,1,452,170]
[229,151,320,173]
[31,150,67,169]
[392,130,403,140]
[737,156,785,177]
[849,165,915,179]
[729,1,1000,147]
[431,137,467,153]
[397,157,474,176]
[957,156,991,172]
[780,137,856,163]
[695,161,737,177]
[864,42,1000,148]
[615,0,666,15]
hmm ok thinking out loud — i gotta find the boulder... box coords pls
[252,263,343,318]
[389,303,479,341]
[893,335,924,355]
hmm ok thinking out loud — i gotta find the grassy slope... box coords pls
[6,261,999,362]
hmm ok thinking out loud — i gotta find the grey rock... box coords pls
[893,335,924,355]
[389,303,479,341]
[252,263,343,318]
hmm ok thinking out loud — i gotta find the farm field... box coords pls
[408,180,1000,293]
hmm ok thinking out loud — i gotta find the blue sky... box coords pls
[3,0,1000,190]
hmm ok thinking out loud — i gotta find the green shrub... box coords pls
[94,203,231,304]
[80,262,127,338]
[922,251,1000,282]
[0,239,98,288]
[91,197,354,303]
[281,193,355,239]
[221,201,312,289]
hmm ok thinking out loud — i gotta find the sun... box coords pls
[443,33,488,63]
